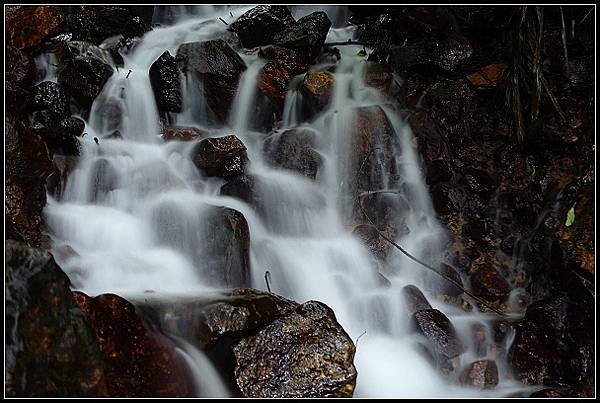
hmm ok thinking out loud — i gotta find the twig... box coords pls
[229,11,233,18]
[219,17,228,25]
[264,270,272,293]
[578,7,593,25]
[559,6,569,76]
[126,69,132,79]
[540,73,566,123]
[355,330,367,346]
[324,40,370,47]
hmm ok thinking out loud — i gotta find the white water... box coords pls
[43,6,536,398]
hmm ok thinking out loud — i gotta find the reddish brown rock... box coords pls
[258,46,309,106]
[162,126,208,142]
[301,71,334,117]
[470,266,510,302]
[459,359,499,389]
[192,135,248,180]
[6,6,65,49]
[73,292,194,397]
[364,62,393,92]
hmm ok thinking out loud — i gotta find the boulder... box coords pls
[45,155,79,199]
[149,51,182,114]
[192,135,248,180]
[301,71,333,117]
[161,126,207,142]
[258,46,309,106]
[177,39,247,122]
[73,292,193,397]
[273,11,332,62]
[402,285,432,315]
[57,56,113,107]
[65,6,150,44]
[413,309,465,359]
[469,266,510,302]
[364,61,393,92]
[459,360,499,389]
[233,301,357,397]
[263,128,321,179]
[28,81,70,116]
[5,240,107,397]
[6,6,65,49]
[229,5,295,48]
[351,223,390,261]
[220,174,261,207]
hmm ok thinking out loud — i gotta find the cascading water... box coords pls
[43,5,538,398]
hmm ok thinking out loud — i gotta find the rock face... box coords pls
[177,40,247,122]
[5,241,107,397]
[459,360,499,389]
[469,266,510,302]
[73,292,194,397]
[149,51,182,114]
[229,5,295,48]
[301,71,334,117]
[6,6,65,49]
[5,115,54,247]
[273,11,332,62]
[192,135,248,180]
[413,309,465,360]
[233,301,357,398]
[264,128,321,179]
[57,57,113,107]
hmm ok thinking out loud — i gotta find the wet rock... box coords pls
[471,322,488,357]
[273,11,332,62]
[229,5,295,48]
[467,64,508,88]
[220,174,260,207]
[459,360,498,389]
[149,51,182,114]
[5,240,107,397]
[402,285,432,315]
[192,135,248,180]
[425,159,453,185]
[177,39,247,122]
[530,388,579,398]
[469,266,510,302]
[432,264,463,296]
[45,155,79,198]
[73,292,193,397]
[431,183,466,217]
[462,167,497,196]
[88,158,119,202]
[509,293,594,389]
[301,71,333,117]
[364,62,393,92]
[202,207,251,288]
[6,6,65,49]
[413,309,465,359]
[29,81,69,116]
[65,6,150,44]
[234,301,356,397]
[161,126,207,142]
[6,45,33,85]
[61,116,86,137]
[5,115,53,247]
[6,81,32,115]
[258,46,309,106]
[352,224,390,261]
[264,128,321,179]
[57,57,113,107]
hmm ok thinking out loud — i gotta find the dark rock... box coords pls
[6,6,65,49]
[364,61,393,92]
[462,167,497,195]
[425,159,453,185]
[58,56,113,107]
[471,322,488,357]
[45,154,79,198]
[149,51,182,114]
[431,183,466,217]
[469,266,510,302]
[88,158,119,202]
[301,71,334,117]
[432,263,463,296]
[413,308,465,359]
[402,285,432,315]
[264,128,321,179]
[6,45,32,85]
[258,46,309,106]
[273,11,332,62]
[233,301,356,397]
[459,360,499,389]
[530,388,579,398]
[229,5,295,48]
[220,174,260,207]
[177,39,247,122]
[29,81,69,116]
[352,224,390,261]
[161,126,207,142]
[60,116,86,137]
[6,81,32,115]
[65,6,150,45]
[192,135,248,180]
[5,240,107,397]
[73,292,193,397]
[5,115,53,247]
[202,207,252,289]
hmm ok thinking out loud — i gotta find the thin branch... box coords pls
[355,330,367,347]
[219,17,228,25]
[541,73,566,123]
[324,40,371,47]
[559,6,569,76]
[264,270,272,293]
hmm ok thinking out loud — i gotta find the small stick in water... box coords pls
[264,270,272,293]
[219,17,228,25]
[93,137,99,145]
[126,69,132,79]
[355,330,367,347]
[230,11,233,18]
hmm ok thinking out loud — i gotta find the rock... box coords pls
[258,46,309,106]
[192,135,248,180]
[352,224,390,261]
[402,285,432,315]
[263,128,321,179]
[73,292,193,397]
[301,71,333,117]
[65,6,150,44]
[28,81,70,116]
[469,266,510,302]
[467,64,508,88]
[177,39,247,122]
[45,155,79,198]
[5,115,53,247]
[459,360,499,389]
[220,174,260,207]
[431,263,463,297]
[202,207,251,288]
[471,322,488,357]
[6,45,32,85]
[6,81,32,115]
[149,51,182,114]
[509,293,594,389]
[425,159,453,185]
[364,61,393,92]
[462,167,497,196]
[530,388,579,398]
[5,240,107,397]
[413,309,465,359]
[273,11,332,61]
[431,183,466,217]
[229,5,295,48]
[233,301,356,397]
[57,56,113,107]
[161,126,207,142]
[6,6,65,49]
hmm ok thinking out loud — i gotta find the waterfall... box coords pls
[43,5,535,398]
